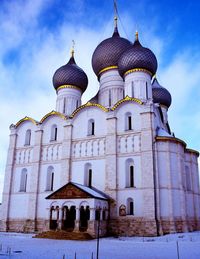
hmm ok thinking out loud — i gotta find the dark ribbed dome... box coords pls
[152,78,172,108]
[53,55,88,92]
[118,35,158,78]
[92,26,132,77]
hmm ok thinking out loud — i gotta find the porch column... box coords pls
[57,208,62,230]
[90,208,96,220]
[74,207,80,232]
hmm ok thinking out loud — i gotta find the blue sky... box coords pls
[0,0,200,199]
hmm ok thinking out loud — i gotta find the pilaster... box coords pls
[105,112,117,218]
[61,121,73,183]
[1,126,17,231]
[28,126,43,231]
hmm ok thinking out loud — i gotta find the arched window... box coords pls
[51,124,57,141]
[109,90,112,107]
[126,159,135,188]
[125,112,132,131]
[25,129,31,145]
[84,163,92,187]
[46,166,54,191]
[146,82,148,99]
[63,98,66,114]
[127,198,134,215]
[19,168,27,192]
[131,82,134,97]
[88,119,95,136]
[185,166,192,191]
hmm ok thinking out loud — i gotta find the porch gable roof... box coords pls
[45,182,109,201]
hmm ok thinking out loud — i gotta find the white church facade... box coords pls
[0,16,200,237]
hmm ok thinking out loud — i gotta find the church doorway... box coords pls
[61,205,76,231]
[79,206,90,232]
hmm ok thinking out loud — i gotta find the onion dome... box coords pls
[92,17,132,78]
[152,77,172,108]
[53,49,88,92]
[118,32,158,78]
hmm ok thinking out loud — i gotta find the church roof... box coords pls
[45,182,109,200]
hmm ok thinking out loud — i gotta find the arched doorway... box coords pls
[61,205,76,231]
[79,205,90,232]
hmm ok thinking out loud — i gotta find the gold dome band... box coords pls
[124,68,153,77]
[98,66,118,76]
[56,84,81,92]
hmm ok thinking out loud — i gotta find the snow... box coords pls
[0,231,200,259]
[72,182,109,200]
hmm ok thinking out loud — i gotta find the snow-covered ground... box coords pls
[0,232,200,259]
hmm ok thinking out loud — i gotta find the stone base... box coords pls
[108,217,158,237]
[1,217,200,237]
[88,220,108,238]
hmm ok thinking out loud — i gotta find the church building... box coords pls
[0,13,200,237]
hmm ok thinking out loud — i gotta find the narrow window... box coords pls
[146,82,148,99]
[19,168,27,192]
[76,100,79,108]
[130,201,134,215]
[130,166,134,187]
[88,119,95,136]
[51,124,57,141]
[91,122,95,135]
[127,198,134,215]
[25,129,31,145]
[63,98,66,114]
[128,116,132,130]
[126,159,135,188]
[51,172,54,191]
[88,169,92,187]
[109,90,112,107]
[125,112,132,131]
[84,163,92,187]
[132,82,134,97]
[46,166,54,191]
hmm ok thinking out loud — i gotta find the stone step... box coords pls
[34,231,94,240]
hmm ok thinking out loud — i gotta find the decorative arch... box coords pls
[40,110,67,123]
[111,95,143,111]
[70,102,108,118]
[15,116,37,128]
[79,201,90,208]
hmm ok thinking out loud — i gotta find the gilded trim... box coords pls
[15,116,38,128]
[40,111,67,123]
[70,102,108,118]
[98,66,118,76]
[185,148,199,156]
[124,68,153,77]
[156,136,186,147]
[111,95,143,111]
[56,85,81,92]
